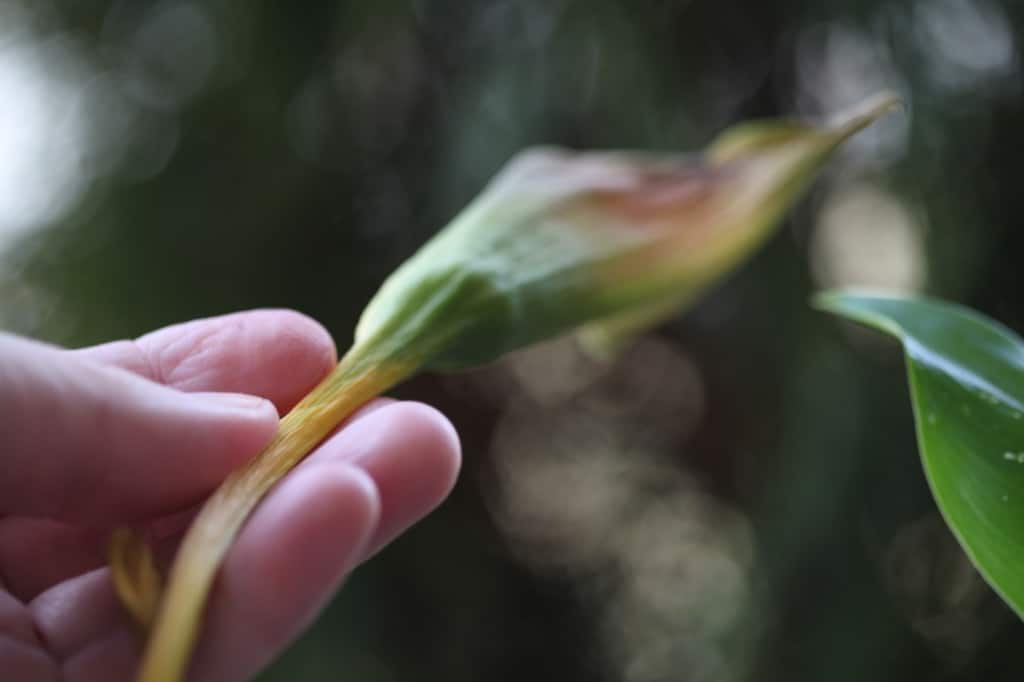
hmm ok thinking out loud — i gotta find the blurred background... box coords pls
[2,0,1024,679]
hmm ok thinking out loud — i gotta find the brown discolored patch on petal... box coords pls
[587,165,720,226]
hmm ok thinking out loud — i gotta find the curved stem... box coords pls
[135,345,414,682]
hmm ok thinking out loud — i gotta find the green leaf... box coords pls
[815,291,1024,618]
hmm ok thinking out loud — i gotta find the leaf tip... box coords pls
[810,289,843,313]
[811,288,910,340]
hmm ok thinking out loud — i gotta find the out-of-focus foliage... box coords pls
[3,0,1024,680]
[819,293,1024,622]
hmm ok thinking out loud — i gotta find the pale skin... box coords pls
[0,310,462,681]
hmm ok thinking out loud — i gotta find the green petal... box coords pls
[355,94,898,370]
[578,92,902,356]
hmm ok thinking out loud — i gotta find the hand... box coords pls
[0,310,461,681]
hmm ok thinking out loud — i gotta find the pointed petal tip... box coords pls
[706,92,901,165]
[828,91,904,138]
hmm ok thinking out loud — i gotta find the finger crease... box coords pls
[61,627,139,677]
[1,629,61,678]
[131,339,164,385]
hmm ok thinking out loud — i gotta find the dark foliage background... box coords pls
[3,0,1024,679]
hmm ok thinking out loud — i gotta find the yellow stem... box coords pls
[136,345,414,682]
[109,528,163,631]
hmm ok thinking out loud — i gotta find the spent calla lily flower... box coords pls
[119,92,898,682]
[357,91,901,363]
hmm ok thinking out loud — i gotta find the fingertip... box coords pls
[258,308,338,382]
[251,309,338,411]
[228,461,380,594]
[380,401,463,501]
[307,400,462,556]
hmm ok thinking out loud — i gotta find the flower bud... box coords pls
[356,92,899,367]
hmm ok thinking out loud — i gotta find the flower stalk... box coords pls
[135,343,417,682]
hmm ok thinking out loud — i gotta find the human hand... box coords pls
[0,310,461,681]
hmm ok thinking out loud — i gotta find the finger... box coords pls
[29,467,377,681]
[192,402,458,680]
[0,519,106,601]
[73,309,337,413]
[0,400,401,603]
[0,636,58,681]
[29,569,122,661]
[30,570,139,681]
[27,401,458,679]
[305,401,462,557]
[63,630,138,682]
[189,465,379,682]
[0,589,39,647]
[0,333,278,522]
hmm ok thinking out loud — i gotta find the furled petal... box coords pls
[356,92,900,367]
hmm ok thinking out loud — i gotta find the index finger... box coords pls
[73,309,338,413]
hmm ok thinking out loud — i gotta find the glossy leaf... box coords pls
[816,291,1024,618]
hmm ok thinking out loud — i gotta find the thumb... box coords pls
[0,332,279,523]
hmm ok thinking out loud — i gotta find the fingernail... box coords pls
[194,392,276,414]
